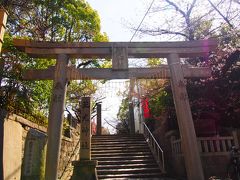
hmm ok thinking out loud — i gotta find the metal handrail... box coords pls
[143,122,165,172]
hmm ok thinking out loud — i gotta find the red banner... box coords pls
[142,98,151,119]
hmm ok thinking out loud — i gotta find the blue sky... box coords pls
[86,0,154,133]
[87,0,153,41]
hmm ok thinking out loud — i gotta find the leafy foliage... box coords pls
[3,0,105,42]
[142,39,239,136]
[116,88,131,134]
[0,0,108,125]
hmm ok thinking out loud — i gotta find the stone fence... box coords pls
[171,131,239,178]
[1,112,80,180]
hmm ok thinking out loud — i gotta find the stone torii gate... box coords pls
[14,39,217,180]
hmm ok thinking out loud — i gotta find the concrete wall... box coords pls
[3,119,23,180]
[1,113,80,180]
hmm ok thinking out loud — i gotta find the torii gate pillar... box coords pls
[0,9,8,89]
[167,53,204,180]
[45,54,69,180]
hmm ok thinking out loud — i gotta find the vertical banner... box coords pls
[80,97,91,160]
[142,98,151,119]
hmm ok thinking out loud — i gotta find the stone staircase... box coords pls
[91,134,163,179]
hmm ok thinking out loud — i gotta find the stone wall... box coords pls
[58,127,80,180]
[171,154,231,179]
[0,112,80,180]
[3,118,23,180]
[151,116,238,179]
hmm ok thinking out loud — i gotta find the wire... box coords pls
[130,0,155,42]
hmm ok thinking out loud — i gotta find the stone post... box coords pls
[232,130,239,148]
[71,97,97,180]
[96,103,102,135]
[80,97,91,160]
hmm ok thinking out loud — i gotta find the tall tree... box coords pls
[137,0,239,40]
[0,0,108,124]
[128,0,240,135]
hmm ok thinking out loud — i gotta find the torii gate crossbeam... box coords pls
[13,39,217,180]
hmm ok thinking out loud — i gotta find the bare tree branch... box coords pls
[187,0,197,16]
[103,118,118,130]
[139,28,189,38]
[227,0,233,18]
[233,0,240,5]
[164,0,186,17]
[77,60,94,68]
[164,0,197,40]
[207,0,234,28]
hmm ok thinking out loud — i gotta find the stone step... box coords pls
[92,154,154,161]
[92,134,163,179]
[92,134,144,138]
[97,159,156,165]
[92,139,145,142]
[92,136,145,140]
[92,137,145,141]
[91,143,148,149]
[92,151,152,157]
[97,163,159,169]
[92,143,149,150]
[92,136,144,139]
[97,167,161,175]
[91,148,149,152]
[91,148,151,154]
[97,172,162,179]
[92,140,146,145]
[91,147,149,152]
[92,143,147,147]
[98,178,164,180]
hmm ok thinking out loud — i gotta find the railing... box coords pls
[143,122,165,172]
[172,139,182,155]
[172,134,237,156]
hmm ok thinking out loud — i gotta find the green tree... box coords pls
[3,0,105,42]
[0,0,108,125]
[116,96,130,134]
